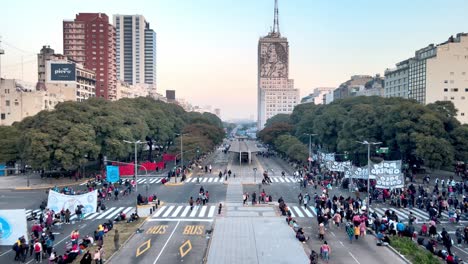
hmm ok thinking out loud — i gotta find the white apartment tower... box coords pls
[114,15,157,91]
[257,0,300,130]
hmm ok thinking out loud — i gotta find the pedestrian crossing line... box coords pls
[289,208,296,217]
[284,178,292,183]
[208,178,214,183]
[383,207,408,220]
[154,206,167,217]
[292,206,304,217]
[208,206,216,217]
[171,206,183,217]
[180,206,191,217]
[199,206,208,217]
[271,177,278,183]
[26,209,41,217]
[122,207,134,215]
[107,206,125,220]
[303,207,314,217]
[400,208,429,220]
[85,212,100,220]
[162,206,175,217]
[149,178,159,183]
[95,207,117,220]
[202,178,208,183]
[189,206,199,217]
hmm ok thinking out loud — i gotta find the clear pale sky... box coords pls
[1,0,468,120]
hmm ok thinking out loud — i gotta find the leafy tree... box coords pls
[264,114,291,128]
[0,126,20,164]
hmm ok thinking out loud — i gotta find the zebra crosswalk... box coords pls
[288,205,318,218]
[79,177,165,186]
[369,207,450,222]
[183,176,300,184]
[73,206,135,221]
[151,204,217,221]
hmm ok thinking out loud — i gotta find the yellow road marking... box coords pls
[179,240,192,258]
[136,239,151,257]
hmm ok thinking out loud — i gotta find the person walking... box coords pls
[345,223,354,243]
[320,241,331,262]
[243,193,247,205]
[113,229,120,250]
[354,225,360,240]
[304,193,310,209]
[189,197,194,211]
[298,193,303,206]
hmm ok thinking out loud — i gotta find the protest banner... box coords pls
[47,190,97,215]
[0,209,27,245]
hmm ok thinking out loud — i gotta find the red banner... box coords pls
[140,161,166,171]
[162,153,176,162]
[119,164,135,176]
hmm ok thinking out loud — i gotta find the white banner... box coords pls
[319,152,335,162]
[372,160,404,189]
[0,209,28,245]
[47,190,97,215]
[325,161,351,172]
[344,165,375,179]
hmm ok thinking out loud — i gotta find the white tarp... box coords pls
[47,190,97,215]
[325,161,351,172]
[372,160,404,189]
[0,209,28,245]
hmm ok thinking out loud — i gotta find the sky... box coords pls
[1,0,468,120]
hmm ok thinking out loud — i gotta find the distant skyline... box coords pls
[1,0,468,120]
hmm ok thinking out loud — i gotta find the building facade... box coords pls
[38,45,96,102]
[384,33,468,123]
[301,87,335,104]
[257,1,300,130]
[113,15,157,94]
[63,13,117,100]
[0,79,66,125]
[384,59,410,98]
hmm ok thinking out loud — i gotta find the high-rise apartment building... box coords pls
[63,13,117,100]
[257,0,300,130]
[114,15,157,93]
[384,33,468,123]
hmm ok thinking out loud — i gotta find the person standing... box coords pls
[345,223,354,243]
[93,249,101,264]
[252,192,257,205]
[243,193,248,205]
[319,223,325,240]
[65,209,71,224]
[298,193,303,206]
[33,239,42,263]
[114,229,120,250]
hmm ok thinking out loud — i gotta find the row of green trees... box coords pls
[258,96,468,170]
[0,97,224,171]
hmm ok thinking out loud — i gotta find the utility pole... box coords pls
[123,140,144,192]
[356,140,382,208]
[304,133,317,174]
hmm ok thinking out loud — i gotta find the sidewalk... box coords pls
[206,175,309,264]
[0,173,88,190]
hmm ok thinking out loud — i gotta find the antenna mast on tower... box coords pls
[272,0,280,36]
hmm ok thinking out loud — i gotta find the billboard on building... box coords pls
[166,90,176,100]
[47,62,76,82]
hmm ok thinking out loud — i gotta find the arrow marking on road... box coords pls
[136,239,151,257]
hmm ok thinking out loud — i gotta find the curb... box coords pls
[165,182,184,186]
[367,228,412,264]
[106,216,149,263]
[14,179,89,191]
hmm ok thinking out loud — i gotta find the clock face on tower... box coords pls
[260,42,288,78]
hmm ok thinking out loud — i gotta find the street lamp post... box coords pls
[253,168,257,183]
[356,140,382,208]
[123,140,145,192]
[304,133,317,174]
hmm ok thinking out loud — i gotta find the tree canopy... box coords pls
[0,97,224,171]
[258,96,468,170]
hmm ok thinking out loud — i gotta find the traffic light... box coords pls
[344,151,349,160]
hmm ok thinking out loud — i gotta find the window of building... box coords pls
[453,88,459,92]
[450,72,454,75]
[462,96,465,100]
[444,88,448,92]
[444,80,448,84]
[450,97,455,100]
[5,100,10,106]
[0,114,4,120]
[461,113,465,116]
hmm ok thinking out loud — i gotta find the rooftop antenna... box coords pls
[272,0,280,35]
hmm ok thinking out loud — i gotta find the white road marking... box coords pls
[171,206,183,217]
[180,206,191,217]
[153,221,181,264]
[198,206,208,217]
[162,206,175,217]
[349,252,362,264]
[208,206,216,217]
